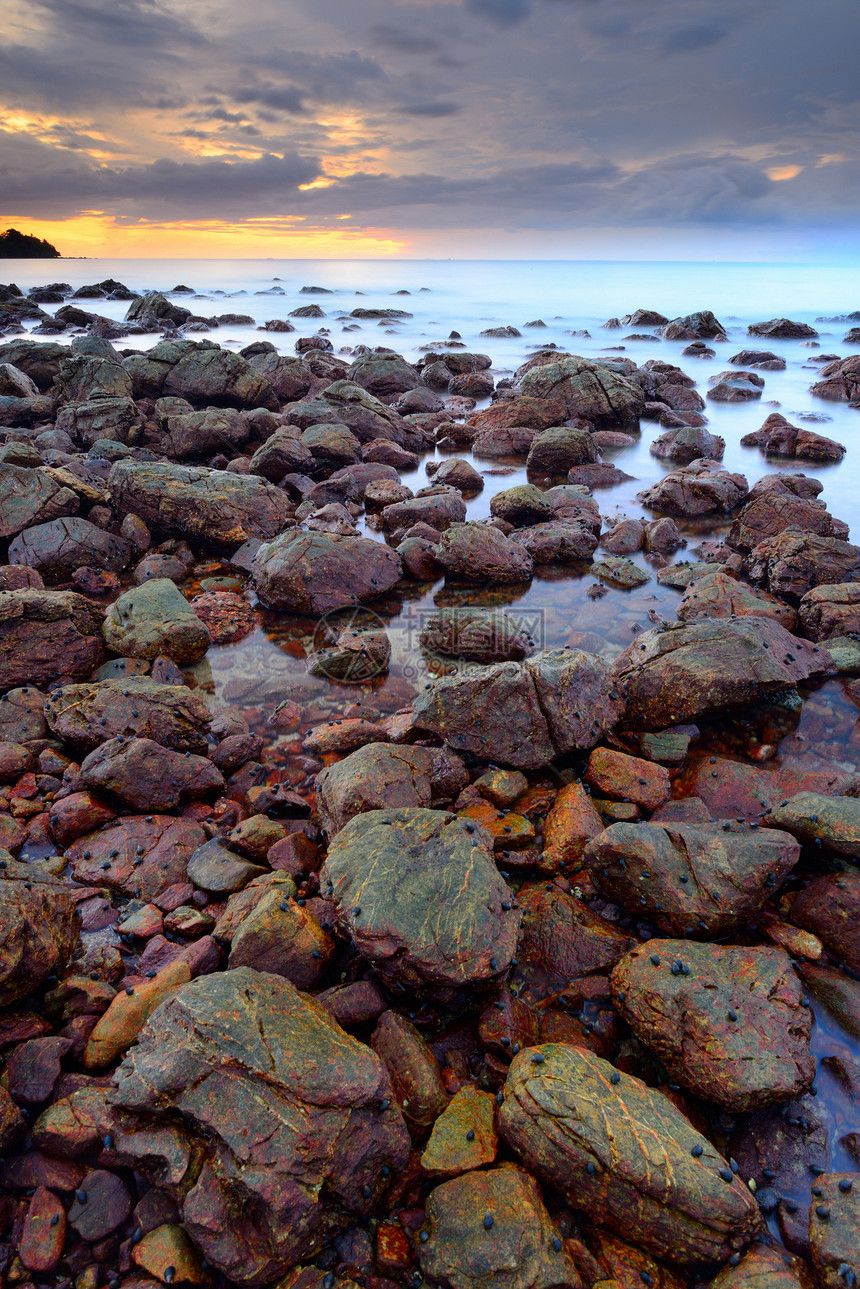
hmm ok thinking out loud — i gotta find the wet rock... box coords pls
[420,1085,497,1176]
[225,882,332,990]
[584,820,800,937]
[419,1166,575,1289]
[0,338,67,389]
[811,354,860,402]
[797,963,860,1039]
[434,457,484,492]
[518,356,645,426]
[186,837,267,893]
[248,427,315,481]
[678,568,798,629]
[468,396,564,436]
[191,589,256,644]
[132,1222,207,1285]
[316,741,467,836]
[9,516,131,581]
[730,349,788,370]
[790,871,860,971]
[284,379,419,449]
[302,421,362,467]
[808,1173,859,1288]
[109,459,292,547]
[5,1034,71,1104]
[371,1010,447,1135]
[321,807,520,990]
[748,531,860,600]
[708,371,764,403]
[741,412,845,463]
[68,1167,133,1240]
[103,578,209,664]
[678,754,858,821]
[0,463,79,539]
[639,461,748,517]
[662,310,727,340]
[799,583,860,640]
[413,649,621,769]
[748,318,818,339]
[127,338,277,409]
[419,608,535,662]
[111,968,410,1285]
[45,677,211,751]
[611,941,815,1109]
[472,425,539,456]
[253,530,402,613]
[541,781,604,871]
[612,617,831,730]
[0,871,79,1006]
[383,489,467,532]
[80,736,223,811]
[728,476,837,554]
[307,624,390,682]
[526,424,600,473]
[19,1184,67,1273]
[516,884,634,986]
[768,793,860,861]
[437,522,534,584]
[512,519,598,563]
[65,814,205,900]
[651,425,725,464]
[490,484,553,525]
[709,1243,813,1289]
[349,350,420,396]
[165,406,249,459]
[585,747,670,810]
[499,1043,760,1263]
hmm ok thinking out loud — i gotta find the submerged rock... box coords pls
[111,969,410,1286]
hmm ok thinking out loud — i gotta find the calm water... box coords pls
[9,257,860,1224]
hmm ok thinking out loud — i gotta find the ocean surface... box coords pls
[8,258,860,1203]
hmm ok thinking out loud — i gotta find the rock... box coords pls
[591,554,651,588]
[526,424,600,473]
[246,351,315,402]
[111,969,410,1285]
[767,793,860,861]
[797,964,860,1039]
[748,318,818,339]
[584,821,800,937]
[109,460,292,547]
[68,1167,133,1240]
[165,407,249,460]
[0,464,78,539]
[0,338,67,389]
[499,1044,760,1263]
[707,372,764,403]
[808,1173,859,1288]
[253,530,402,613]
[0,361,40,398]
[436,523,534,584]
[789,872,860,971]
[799,584,860,640]
[348,351,420,396]
[186,837,267,893]
[307,625,390,682]
[0,588,106,687]
[320,807,520,990]
[420,1085,497,1176]
[728,476,837,554]
[419,1166,575,1289]
[0,872,79,1006]
[248,428,315,481]
[191,590,256,644]
[639,461,748,517]
[126,291,191,328]
[419,608,535,662]
[81,736,224,811]
[19,1185,67,1273]
[65,814,206,901]
[515,884,634,986]
[490,484,553,526]
[302,421,362,467]
[709,1244,813,1289]
[651,426,725,464]
[611,941,814,1109]
[541,782,604,871]
[225,881,332,990]
[512,519,598,563]
[315,742,467,836]
[518,357,645,426]
[434,457,484,492]
[44,677,211,751]
[103,579,209,664]
[413,649,621,770]
[748,531,860,600]
[730,350,788,370]
[126,338,278,409]
[5,1034,71,1104]
[132,1223,206,1285]
[472,426,539,456]
[284,379,419,449]
[383,490,467,532]
[371,1011,447,1135]
[9,516,131,581]
[741,412,845,463]
[677,569,798,629]
[810,354,860,403]
[612,617,831,730]
[662,310,727,340]
[677,754,859,821]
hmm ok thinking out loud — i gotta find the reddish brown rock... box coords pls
[18,1185,66,1274]
[540,782,604,871]
[677,568,797,629]
[44,677,211,752]
[0,588,106,687]
[808,1172,859,1288]
[748,530,860,600]
[371,1011,448,1136]
[420,1085,498,1177]
[80,736,224,811]
[799,583,860,640]
[66,814,205,900]
[515,884,634,991]
[789,871,860,970]
[585,747,671,811]
[0,872,79,1006]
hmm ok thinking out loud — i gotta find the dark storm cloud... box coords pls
[1,0,858,236]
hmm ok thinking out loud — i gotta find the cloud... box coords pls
[662,20,731,53]
[464,0,532,23]
[395,102,463,116]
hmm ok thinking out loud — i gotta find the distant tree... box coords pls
[0,228,61,258]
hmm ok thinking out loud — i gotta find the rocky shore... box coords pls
[0,284,858,1289]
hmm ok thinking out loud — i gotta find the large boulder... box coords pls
[677,568,797,630]
[747,530,860,600]
[436,523,533,584]
[419,608,535,662]
[0,589,106,687]
[102,579,210,664]
[651,425,725,464]
[810,354,860,403]
[65,814,206,901]
[799,583,860,640]
[490,484,553,526]
[315,742,467,836]
[111,969,410,1285]
[741,412,845,463]
[767,792,860,862]
[789,871,860,971]
[252,530,401,613]
[662,310,727,340]
[108,460,292,547]
[321,807,520,990]
[612,617,831,730]
[8,517,131,581]
[348,351,421,397]
[0,871,79,1007]
[511,519,598,563]
[526,424,600,473]
[45,677,211,752]
[125,291,191,329]
[0,339,67,390]
[81,737,223,811]
[419,1167,576,1289]
[611,941,815,1110]
[164,407,250,460]
[125,339,277,410]
[518,357,644,426]
[748,318,818,339]
[584,821,800,937]
[284,380,421,450]
[498,1044,761,1263]
[382,490,467,533]
[0,464,78,539]
[248,428,315,482]
[728,476,836,553]
[413,649,621,769]
[245,351,315,402]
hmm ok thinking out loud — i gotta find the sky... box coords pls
[1,0,858,259]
